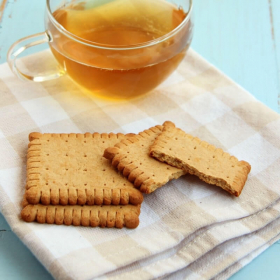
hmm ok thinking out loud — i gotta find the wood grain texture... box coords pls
[0,0,46,62]
[192,0,280,113]
[0,0,279,280]
[270,0,280,110]
[0,0,8,22]
[0,221,52,280]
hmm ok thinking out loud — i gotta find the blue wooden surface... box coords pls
[0,0,279,279]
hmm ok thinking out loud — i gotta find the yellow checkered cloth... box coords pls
[0,49,279,280]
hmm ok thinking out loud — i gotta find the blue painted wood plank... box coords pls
[0,0,47,63]
[192,0,280,113]
[271,0,280,109]
[230,241,280,280]
[0,225,52,280]
[0,213,11,230]
[0,0,8,22]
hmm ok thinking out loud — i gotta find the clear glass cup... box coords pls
[7,0,193,100]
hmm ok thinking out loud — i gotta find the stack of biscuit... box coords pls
[21,131,143,229]
[21,121,251,229]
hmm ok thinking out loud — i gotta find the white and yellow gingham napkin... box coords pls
[0,49,279,280]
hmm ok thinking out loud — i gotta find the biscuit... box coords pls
[149,121,251,196]
[25,132,143,205]
[103,125,186,194]
[21,203,141,229]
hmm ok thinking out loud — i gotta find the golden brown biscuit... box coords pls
[150,121,251,196]
[26,132,143,205]
[103,125,186,194]
[21,203,141,229]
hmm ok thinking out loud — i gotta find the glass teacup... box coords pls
[8,0,193,100]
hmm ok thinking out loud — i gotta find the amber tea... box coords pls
[48,0,192,99]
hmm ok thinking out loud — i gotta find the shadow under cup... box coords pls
[12,0,193,100]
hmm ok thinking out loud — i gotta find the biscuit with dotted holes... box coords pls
[103,125,186,194]
[21,199,140,229]
[149,121,251,197]
[25,132,143,206]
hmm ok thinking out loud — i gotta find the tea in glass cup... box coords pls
[8,0,193,100]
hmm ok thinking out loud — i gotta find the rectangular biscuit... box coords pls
[103,125,186,194]
[25,132,143,206]
[21,202,141,229]
[149,121,251,196]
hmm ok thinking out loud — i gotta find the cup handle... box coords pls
[7,32,65,82]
